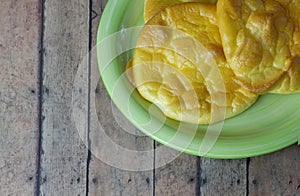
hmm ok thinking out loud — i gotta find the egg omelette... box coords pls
[144,0,217,22]
[269,0,300,94]
[129,3,258,124]
[217,0,296,93]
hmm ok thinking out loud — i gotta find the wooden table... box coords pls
[1,0,300,195]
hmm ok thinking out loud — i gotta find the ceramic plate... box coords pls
[97,0,300,158]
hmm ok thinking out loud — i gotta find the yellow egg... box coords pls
[217,0,296,93]
[129,3,258,124]
[144,0,217,22]
[269,57,300,94]
[268,0,300,94]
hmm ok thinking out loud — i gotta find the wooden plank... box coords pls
[200,158,247,195]
[39,0,89,195]
[154,149,200,195]
[88,0,154,195]
[249,145,300,195]
[88,83,153,195]
[0,0,40,194]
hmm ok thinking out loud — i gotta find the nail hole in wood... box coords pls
[43,87,49,94]
[252,179,257,185]
[42,176,47,184]
[92,177,98,185]
[146,178,150,184]
[95,86,100,94]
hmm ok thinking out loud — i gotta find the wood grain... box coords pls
[249,145,300,195]
[154,148,247,196]
[40,0,89,195]
[0,0,40,194]
[200,158,247,195]
[88,63,154,192]
[88,0,154,195]
[89,83,153,195]
[154,149,200,195]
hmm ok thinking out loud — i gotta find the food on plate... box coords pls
[144,0,217,22]
[128,3,258,124]
[268,0,300,94]
[217,0,296,93]
[269,57,300,94]
[126,0,300,124]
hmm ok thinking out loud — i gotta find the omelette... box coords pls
[129,3,258,124]
[270,58,300,94]
[269,0,300,94]
[217,0,296,93]
[144,0,217,22]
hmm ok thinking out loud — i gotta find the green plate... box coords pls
[97,0,300,158]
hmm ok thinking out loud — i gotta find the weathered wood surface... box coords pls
[39,0,89,195]
[154,145,247,195]
[200,158,247,195]
[88,82,153,195]
[249,145,300,195]
[154,149,200,195]
[0,0,41,195]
